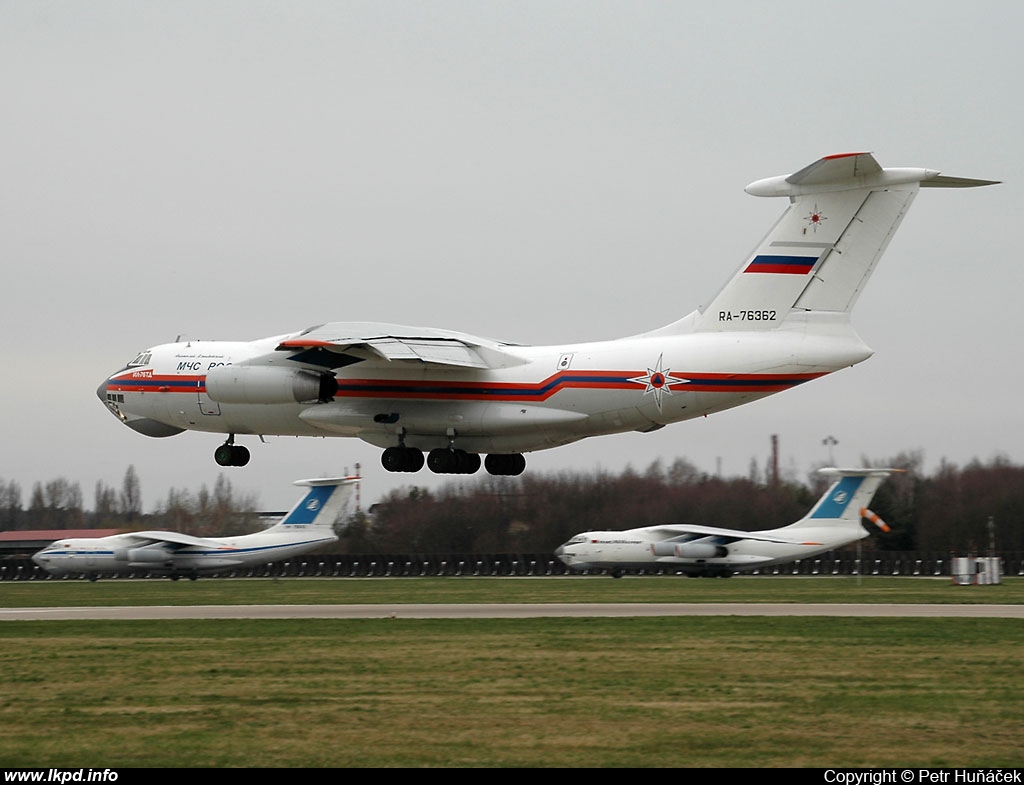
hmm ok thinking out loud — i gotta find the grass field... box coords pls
[1,577,1022,768]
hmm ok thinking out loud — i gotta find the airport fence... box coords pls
[3,551,1023,581]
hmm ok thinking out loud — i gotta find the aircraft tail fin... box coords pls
[790,467,898,528]
[265,476,360,532]
[685,153,997,333]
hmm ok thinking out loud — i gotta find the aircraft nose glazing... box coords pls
[97,378,123,420]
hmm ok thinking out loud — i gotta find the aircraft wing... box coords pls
[270,322,525,370]
[642,523,815,545]
[122,531,225,549]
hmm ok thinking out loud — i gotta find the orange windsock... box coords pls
[860,507,890,532]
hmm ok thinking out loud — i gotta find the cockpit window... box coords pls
[127,351,152,367]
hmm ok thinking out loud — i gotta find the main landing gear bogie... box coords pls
[484,453,526,476]
[381,446,425,473]
[426,448,480,475]
[380,448,526,476]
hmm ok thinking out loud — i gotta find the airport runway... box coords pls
[2,603,1023,620]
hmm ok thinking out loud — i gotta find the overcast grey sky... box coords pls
[3,1,1021,512]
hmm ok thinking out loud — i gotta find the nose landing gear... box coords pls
[214,436,250,467]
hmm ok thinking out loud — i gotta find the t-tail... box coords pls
[686,152,998,333]
[264,476,360,533]
[789,467,897,530]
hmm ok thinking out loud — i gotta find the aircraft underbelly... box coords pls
[164,401,320,437]
[171,556,245,572]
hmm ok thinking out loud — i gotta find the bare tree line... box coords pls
[3,452,1022,554]
[0,466,257,538]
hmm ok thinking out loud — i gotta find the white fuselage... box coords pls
[32,529,336,577]
[556,523,869,575]
[99,315,871,455]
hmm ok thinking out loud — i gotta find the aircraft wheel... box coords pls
[508,454,526,475]
[484,453,526,476]
[382,447,424,472]
[428,448,482,474]
[455,450,481,474]
[427,448,458,474]
[405,448,425,472]
[214,444,235,466]
[215,444,250,467]
[381,447,405,472]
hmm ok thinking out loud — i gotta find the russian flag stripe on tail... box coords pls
[744,255,817,275]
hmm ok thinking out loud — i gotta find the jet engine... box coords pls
[113,545,173,564]
[650,542,728,559]
[205,366,337,405]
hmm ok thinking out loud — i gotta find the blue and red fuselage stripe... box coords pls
[107,369,826,401]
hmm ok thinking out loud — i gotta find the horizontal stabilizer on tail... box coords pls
[920,174,1001,188]
[744,151,998,197]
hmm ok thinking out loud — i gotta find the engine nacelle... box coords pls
[651,542,728,559]
[205,366,337,405]
[126,546,173,563]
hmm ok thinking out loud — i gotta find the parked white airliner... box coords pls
[32,476,358,580]
[97,153,996,476]
[555,468,895,578]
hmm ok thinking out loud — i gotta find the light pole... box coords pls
[822,435,838,465]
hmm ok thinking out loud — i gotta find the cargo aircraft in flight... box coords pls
[555,467,896,577]
[32,476,357,580]
[97,153,996,475]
